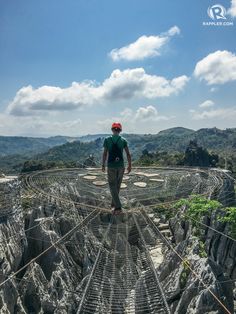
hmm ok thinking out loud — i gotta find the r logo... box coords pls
[207,4,227,20]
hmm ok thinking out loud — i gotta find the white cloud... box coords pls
[228,0,236,17]
[190,107,236,120]
[6,68,189,116]
[97,105,173,132]
[167,26,180,36]
[101,68,189,100]
[5,82,98,116]
[0,113,81,136]
[199,100,215,108]
[194,50,236,85]
[109,26,180,61]
[134,105,169,121]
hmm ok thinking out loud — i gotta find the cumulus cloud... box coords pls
[6,82,99,116]
[97,105,173,131]
[199,100,215,108]
[228,0,236,17]
[190,107,236,120]
[6,68,189,116]
[134,105,170,121]
[194,50,236,85]
[109,26,180,61]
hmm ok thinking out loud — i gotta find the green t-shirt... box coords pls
[103,135,128,168]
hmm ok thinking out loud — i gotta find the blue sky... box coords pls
[0,0,236,136]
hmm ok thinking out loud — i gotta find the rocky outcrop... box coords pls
[0,169,235,313]
[161,199,236,312]
[0,180,100,313]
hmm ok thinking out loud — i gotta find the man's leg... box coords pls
[117,167,125,194]
[108,167,122,209]
[108,167,116,208]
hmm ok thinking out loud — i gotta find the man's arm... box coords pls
[124,146,132,173]
[102,148,108,172]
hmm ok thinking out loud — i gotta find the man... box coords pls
[102,122,131,214]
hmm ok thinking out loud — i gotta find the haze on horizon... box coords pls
[0,0,236,137]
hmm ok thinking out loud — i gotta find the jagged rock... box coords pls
[161,183,236,312]
[204,209,236,280]
[142,227,157,246]
[149,245,163,268]
[0,169,235,313]
[169,217,190,244]
[175,258,234,314]
[159,234,235,314]
[154,217,161,224]
[158,223,169,231]
[161,230,172,238]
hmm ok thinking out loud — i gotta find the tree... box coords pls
[184,140,218,167]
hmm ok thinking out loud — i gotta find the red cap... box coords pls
[111,122,122,131]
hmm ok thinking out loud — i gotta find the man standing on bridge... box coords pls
[102,122,132,214]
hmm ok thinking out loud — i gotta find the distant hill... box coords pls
[77,134,109,142]
[193,128,236,152]
[35,138,103,162]
[0,135,80,157]
[1,127,236,174]
[158,127,195,136]
[32,127,236,169]
[125,127,236,154]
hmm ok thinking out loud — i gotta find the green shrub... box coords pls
[21,196,33,214]
[175,195,221,226]
[219,207,236,237]
[198,240,207,258]
[180,259,191,288]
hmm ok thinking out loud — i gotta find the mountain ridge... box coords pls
[1,127,236,174]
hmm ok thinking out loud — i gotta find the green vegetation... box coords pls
[198,240,208,258]
[175,195,221,226]
[127,127,236,157]
[153,203,176,220]
[219,207,236,237]
[134,150,184,167]
[173,196,236,256]
[21,196,33,215]
[154,196,228,257]
[1,127,236,174]
[135,140,219,168]
[0,154,29,174]
[184,140,218,167]
[35,138,102,162]
[180,259,191,289]
[20,139,103,173]
[0,135,77,157]
[21,159,78,172]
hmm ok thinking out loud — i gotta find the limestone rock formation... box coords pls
[161,206,235,313]
[0,168,235,313]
